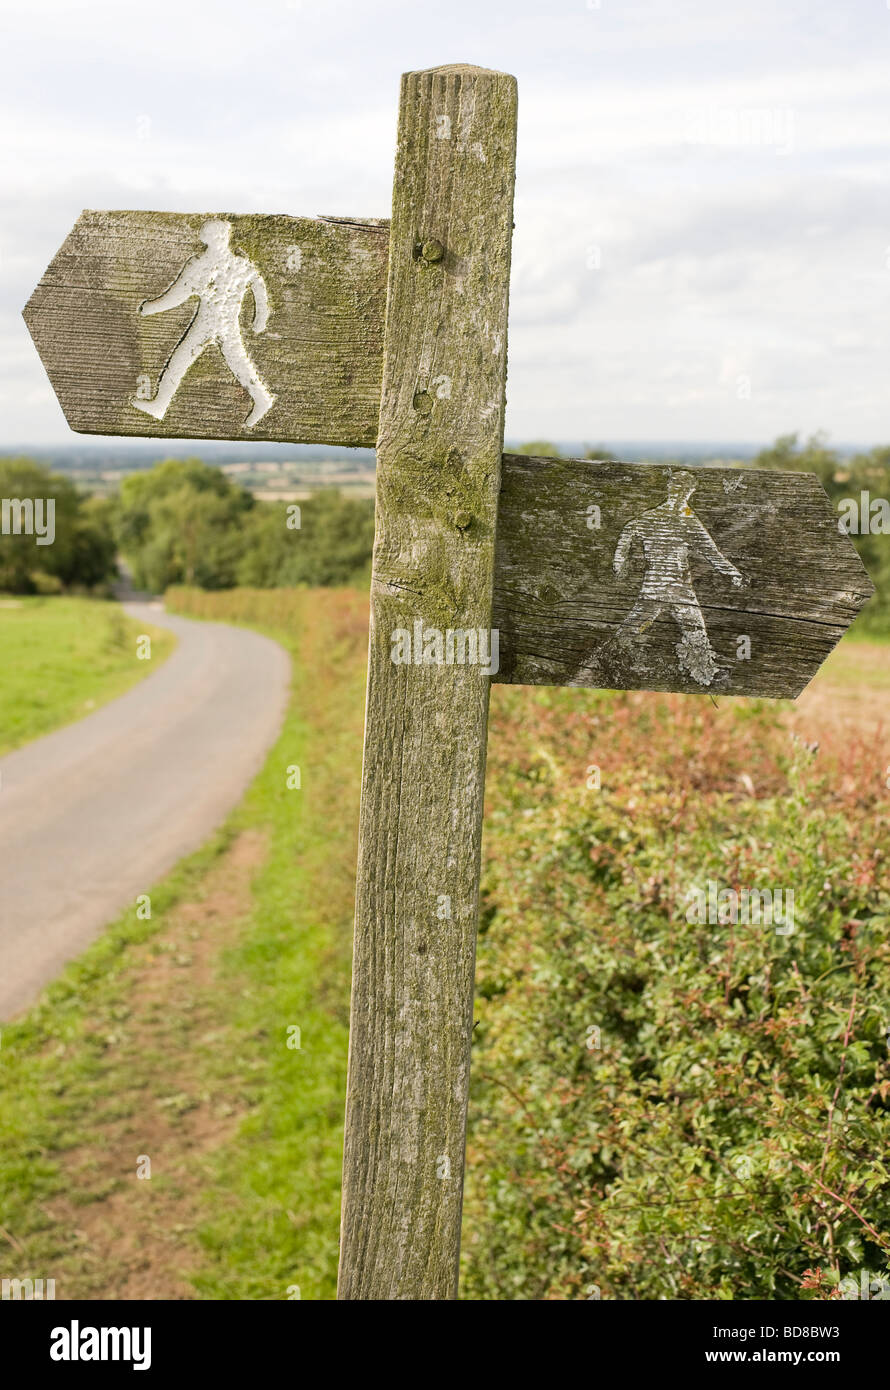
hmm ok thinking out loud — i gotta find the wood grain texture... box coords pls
[23,210,388,446]
[338,64,517,1300]
[493,454,875,699]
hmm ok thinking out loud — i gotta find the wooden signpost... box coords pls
[24,64,874,1301]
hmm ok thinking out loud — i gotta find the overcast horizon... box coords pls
[3,0,889,447]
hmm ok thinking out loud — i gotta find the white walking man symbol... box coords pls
[131,218,276,429]
[609,470,745,686]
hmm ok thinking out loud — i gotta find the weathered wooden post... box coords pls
[23,60,874,1304]
[337,64,517,1300]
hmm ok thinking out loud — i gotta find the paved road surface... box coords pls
[0,602,290,1019]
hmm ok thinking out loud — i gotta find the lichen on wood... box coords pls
[23,210,389,447]
[338,64,518,1301]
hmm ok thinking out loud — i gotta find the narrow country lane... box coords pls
[0,602,290,1018]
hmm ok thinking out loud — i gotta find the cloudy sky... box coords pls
[3,0,889,447]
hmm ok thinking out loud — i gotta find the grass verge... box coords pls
[0,596,175,756]
[0,593,886,1301]
[0,587,367,1299]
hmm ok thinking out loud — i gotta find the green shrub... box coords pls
[114,459,373,592]
[462,685,890,1300]
[236,490,374,588]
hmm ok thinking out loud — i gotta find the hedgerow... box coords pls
[463,686,890,1300]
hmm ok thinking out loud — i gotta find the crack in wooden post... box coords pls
[337,63,518,1300]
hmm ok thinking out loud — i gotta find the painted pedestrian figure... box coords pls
[579,470,744,687]
[131,218,275,429]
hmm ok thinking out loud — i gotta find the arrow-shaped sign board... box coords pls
[25,215,873,699]
[22,63,876,1302]
[24,209,389,446]
[493,453,874,698]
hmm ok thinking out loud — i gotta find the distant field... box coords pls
[804,635,890,687]
[0,596,176,756]
[0,603,886,1301]
[789,637,890,741]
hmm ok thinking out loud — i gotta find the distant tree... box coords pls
[752,433,890,637]
[113,456,376,592]
[0,457,116,594]
[68,495,118,589]
[752,431,839,488]
[114,458,254,591]
[237,490,374,588]
[513,441,562,457]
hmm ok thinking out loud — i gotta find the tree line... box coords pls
[1,440,888,635]
[0,456,374,595]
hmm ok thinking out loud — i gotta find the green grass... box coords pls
[176,589,365,1299]
[808,636,890,690]
[0,603,885,1301]
[0,596,176,755]
[0,587,365,1300]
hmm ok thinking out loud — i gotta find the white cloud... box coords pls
[3,0,890,445]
